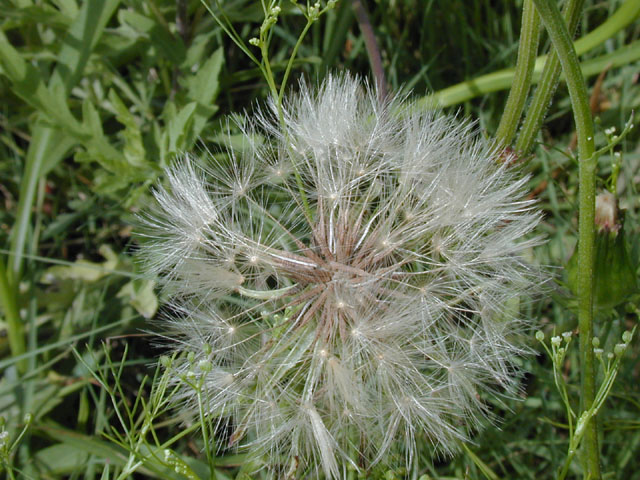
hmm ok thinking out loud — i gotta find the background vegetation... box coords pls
[0,0,639,478]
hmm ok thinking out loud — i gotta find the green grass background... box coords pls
[0,0,639,478]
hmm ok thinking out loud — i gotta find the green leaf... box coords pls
[184,48,224,108]
[50,0,79,18]
[119,9,186,65]
[164,101,198,157]
[49,0,121,94]
[3,4,73,29]
[40,130,77,176]
[0,31,83,135]
[76,96,158,195]
[117,278,159,319]
[163,449,201,480]
[108,89,147,168]
[183,48,224,138]
[38,426,213,480]
[33,443,89,475]
[42,245,120,283]
[37,426,131,470]
[181,30,217,70]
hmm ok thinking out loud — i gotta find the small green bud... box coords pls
[203,343,212,356]
[0,431,9,448]
[614,343,627,356]
[592,337,600,348]
[607,352,614,360]
[249,37,260,46]
[198,359,212,372]
[160,355,171,368]
[622,331,633,343]
[594,348,604,359]
[535,331,544,342]
[187,352,195,363]
[23,413,33,424]
[562,331,572,342]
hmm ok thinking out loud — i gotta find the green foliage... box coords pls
[0,0,639,479]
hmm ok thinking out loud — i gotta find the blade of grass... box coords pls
[419,40,640,109]
[420,0,640,108]
[49,0,121,94]
[0,256,26,373]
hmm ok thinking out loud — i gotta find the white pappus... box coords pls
[138,74,543,479]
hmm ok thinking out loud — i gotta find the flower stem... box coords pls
[419,0,640,109]
[351,0,387,99]
[516,0,585,155]
[531,1,599,478]
[278,19,313,107]
[493,0,540,149]
[273,18,314,220]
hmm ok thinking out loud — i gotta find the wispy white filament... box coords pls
[139,74,542,478]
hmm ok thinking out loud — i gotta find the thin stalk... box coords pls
[273,17,314,219]
[0,256,26,373]
[351,0,387,99]
[200,0,262,68]
[420,0,640,108]
[278,19,313,106]
[531,1,599,478]
[516,0,585,155]
[260,42,280,103]
[196,387,218,480]
[494,0,541,149]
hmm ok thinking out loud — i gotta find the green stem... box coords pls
[516,0,585,155]
[494,0,540,149]
[260,41,280,106]
[201,0,262,68]
[278,19,314,106]
[263,14,314,222]
[420,0,640,109]
[196,387,217,480]
[0,256,26,374]
[274,17,314,220]
[531,1,599,479]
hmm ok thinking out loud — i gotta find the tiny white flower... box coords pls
[139,74,542,478]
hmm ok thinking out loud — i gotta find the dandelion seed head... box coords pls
[139,74,542,478]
